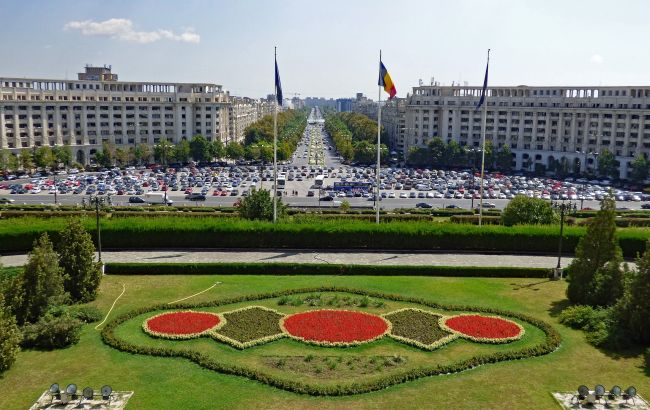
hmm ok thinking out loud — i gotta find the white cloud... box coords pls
[63,18,200,44]
[590,54,604,64]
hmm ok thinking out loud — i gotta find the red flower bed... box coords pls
[443,314,523,341]
[145,311,221,338]
[281,310,390,346]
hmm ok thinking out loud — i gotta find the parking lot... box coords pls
[1,107,649,211]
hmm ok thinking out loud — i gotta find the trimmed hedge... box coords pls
[450,215,502,225]
[101,286,561,396]
[104,262,551,278]
[1,216,649,256]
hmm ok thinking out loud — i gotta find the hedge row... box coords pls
[449,215,502,225]
[1,216,648,256]
[101,286,561,396]
[104,262,551,278]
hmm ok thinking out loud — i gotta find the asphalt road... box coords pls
[4,193,628,211]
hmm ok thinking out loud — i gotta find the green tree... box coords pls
[236,188,285,220]
[114,147,129,167]
[208,139,225,160]
[190,134,210,162]
[407,147,430,167]
[496,145,513,172]
[94,142,114,168]
[353,140,375,164]
[57,219,102,303]
[501,196,558,226]
[134,143,152,165]
[620,240,650,343]
[14,233,68,325]
[444,140,465,168]
[52,145,72,167]
[260,143,274,163]
[226,142,245,160]
[428,138,446,167]
[20,149,34,171]
[598,149,618,179]
[629,155,648,184]
[0,149,10,174]
[173,139,191,163]
[483,140,495,170]
[33,146,55,169]
[566,196,625,306]
[154,139,173,165]
[0,294,21,373]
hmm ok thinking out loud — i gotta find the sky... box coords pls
[1,0,649,99]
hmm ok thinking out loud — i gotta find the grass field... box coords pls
[0,273,648,409]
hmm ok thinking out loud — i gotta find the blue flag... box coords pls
[275,57,283,106]
[475,57,489,111]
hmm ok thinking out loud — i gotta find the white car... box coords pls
[399,192,408,198]
[30,188,41,194]
[388,192,396,198]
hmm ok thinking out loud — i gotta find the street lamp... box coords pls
[88,195,105,265]
[551,200,573,278]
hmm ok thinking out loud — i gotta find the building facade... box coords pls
[404,84,650,178]
[0,66,241,164]
[228,96,274,145]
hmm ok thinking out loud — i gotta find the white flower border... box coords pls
[438,313,525,344]
[142,310,225,340]
[382,307,460,350]
[210,306,287,349]
[279,309,392,347]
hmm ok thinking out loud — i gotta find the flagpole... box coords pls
[273,46,278,223]
[376,50,382,224]
[478,49,490,227]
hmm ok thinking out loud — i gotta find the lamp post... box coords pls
[551,200,573,278]
[89,195,105,264]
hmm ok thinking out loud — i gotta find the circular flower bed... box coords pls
[441,314,524,343]
[281,309,390,346]
[143,311,222,339]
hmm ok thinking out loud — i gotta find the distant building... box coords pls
[336,98,354,112]
[403,83,650,178]
[0,65,269,164]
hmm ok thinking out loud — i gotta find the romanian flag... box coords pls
[378,60,396,99]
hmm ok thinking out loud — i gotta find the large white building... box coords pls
[228,96,273,145]
[0,66,269,164]
[402,84,650,179]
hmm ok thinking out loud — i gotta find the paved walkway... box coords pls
[1,250,574,268]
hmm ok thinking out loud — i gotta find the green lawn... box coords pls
[0,274,647,409]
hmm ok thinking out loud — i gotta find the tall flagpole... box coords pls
[478,49,490,227]
[273,46,278,223]
[376,50,382,224]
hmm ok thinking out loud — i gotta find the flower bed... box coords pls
[143,311,223,339]
[441,314,524,343]
[280,309,391,347]
[383,308,458,350]
[212,306,285,349]
[106,286,560,396]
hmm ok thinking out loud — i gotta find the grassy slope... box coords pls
[0,275,647,409]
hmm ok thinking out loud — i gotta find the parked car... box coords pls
[415,202,433,208]
[186,193,207,201]
[128,196,145,203]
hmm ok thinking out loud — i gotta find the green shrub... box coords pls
[501,196,558,226]
[21,313,82,349]
[558,305,600,329]
[449,215,501,225]
[558,305,615,347]
[1,216,648,256]
[67,305,103,323]
[104,262,550,278]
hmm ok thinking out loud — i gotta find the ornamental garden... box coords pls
[106,288,552,395]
